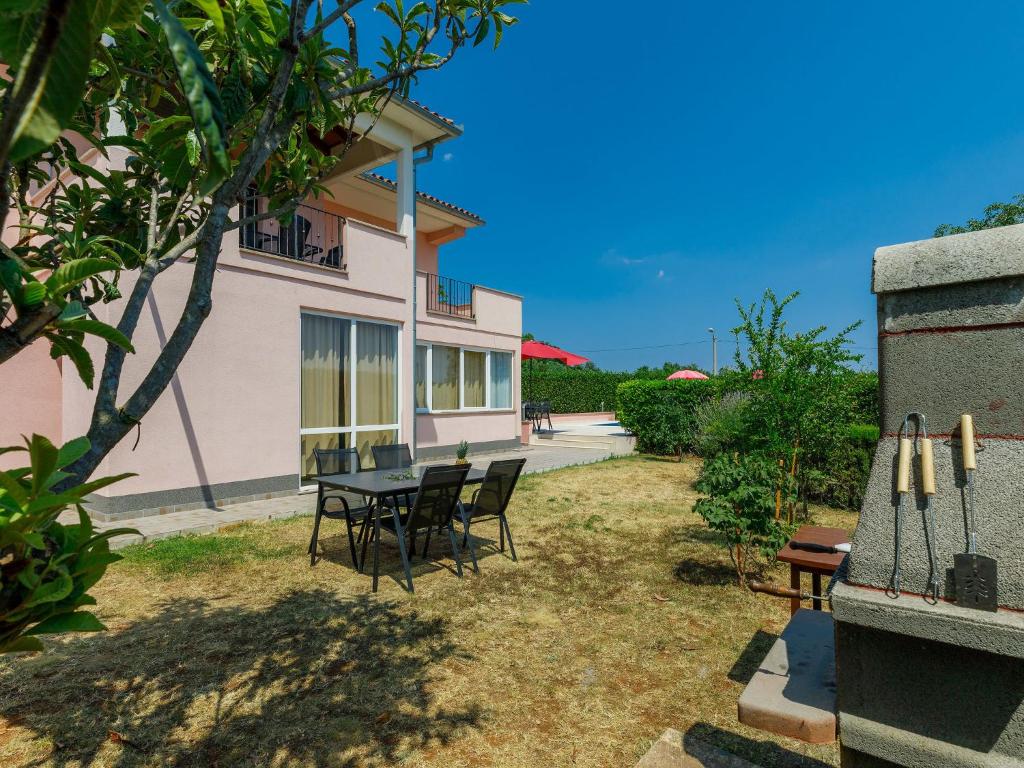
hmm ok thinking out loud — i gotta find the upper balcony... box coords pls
[239,193,346,270]
[417,271,521,339]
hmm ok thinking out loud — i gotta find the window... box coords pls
[300,313,399,478]
[432,344,460,410]
[418,344,514,413]
[463,350,486,408]
[490,351,513,409]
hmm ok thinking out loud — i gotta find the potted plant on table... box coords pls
[455,440,470,465]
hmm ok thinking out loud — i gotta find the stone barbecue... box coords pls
[832,224,1024,767]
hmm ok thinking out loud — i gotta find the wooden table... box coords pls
[316,466,487,592]
[777,526,849,615]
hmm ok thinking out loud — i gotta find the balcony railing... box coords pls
[238,193,345,269]
[425,273,475,319]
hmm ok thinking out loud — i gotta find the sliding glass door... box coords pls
[300,313,399,478]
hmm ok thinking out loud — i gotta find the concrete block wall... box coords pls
[835,224,1024,768]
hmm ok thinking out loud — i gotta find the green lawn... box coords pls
[0,456,857,768]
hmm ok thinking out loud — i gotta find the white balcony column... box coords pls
[396,145,415,239]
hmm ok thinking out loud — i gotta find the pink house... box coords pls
[0,97,523,518]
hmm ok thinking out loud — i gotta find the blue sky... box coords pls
[383,2,1024,371]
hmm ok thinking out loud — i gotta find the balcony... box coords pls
[238,194,345,269]
[425,273,475,319]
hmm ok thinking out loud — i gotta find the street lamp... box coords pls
[707,327,718,375]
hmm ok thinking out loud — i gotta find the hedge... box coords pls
[615,379,718,454]
[521,366,634,413]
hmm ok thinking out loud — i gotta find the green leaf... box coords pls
[0,636,44,654]
[21,281,45,306]
[23,572,74,607]
[0,466,30,507]
[94,0,148,29]
[185,129,200,167]
[6,1,94,162]
[27,433,58,495]
[152,0,230,175]
[24,610,106,636]
[56,436,91,469]
[46,333,95,389]
[56,319,135,353]
[186,0,225,33]
[58,300,88,322]
[45,258,119,293]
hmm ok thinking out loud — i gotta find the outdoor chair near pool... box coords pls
[363,463,472,593]
[456,457,526,568]
[309,447,372,568]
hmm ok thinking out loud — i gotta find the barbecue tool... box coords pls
[749,580,831,605]
[888,413,921,597]
[920,432,942,603]
[953,414,998,612]
[790,541,851,555]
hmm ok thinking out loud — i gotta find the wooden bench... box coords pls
[737,609,837,744]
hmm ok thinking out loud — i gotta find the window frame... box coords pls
[415,342,515,414]
[299,310,402,484]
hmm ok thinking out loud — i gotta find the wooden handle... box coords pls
[749,580,804,600]
[896,437,912,493]
[920,438,936,495]
[961,414,977,470]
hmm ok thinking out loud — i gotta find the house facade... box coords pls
[0,97,523,518]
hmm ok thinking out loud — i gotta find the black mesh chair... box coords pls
[309,447,372,568]
[456,458,526,568]
[371,443,413,470]
[371,442,416,510]
[367,464,472,593]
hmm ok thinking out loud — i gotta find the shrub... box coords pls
[1,435,134,654]
[692,392,749,457]
[694,452,796,584]
[844,371,880,426]
[616,379,717,454]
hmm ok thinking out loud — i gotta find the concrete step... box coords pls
[635,730,761,767]
[530,436,615,450]
[737,608,837,744]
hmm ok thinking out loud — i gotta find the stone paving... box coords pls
[63,444,622,550]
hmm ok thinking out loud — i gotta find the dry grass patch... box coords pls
[0,456,857,768]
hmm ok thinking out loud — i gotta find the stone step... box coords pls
[737,608,837,744]
[635,730,762,767]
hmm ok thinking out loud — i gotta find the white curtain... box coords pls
[301,314,350,429]
[356,323,397,426]
[464,350,486,407]
[432,345,460,410]
[491,351,512,408]
[415,345,427,409]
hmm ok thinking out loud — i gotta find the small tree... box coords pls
[1,0,525,488]
[934,194,1024,237]
[731,289,861,522]
[694,452,794,585]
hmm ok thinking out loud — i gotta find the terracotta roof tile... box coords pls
[362,172,484,224]
[405,97,457,127]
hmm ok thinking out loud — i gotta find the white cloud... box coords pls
[657,269,666,279]
[442,152,454,162]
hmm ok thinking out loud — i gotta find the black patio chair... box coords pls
[371,443,413,470]
[365,463,472,593]
[309,447,372,568]
[456,458,526,569]
[537,400,554,432]
[278,214,313,260]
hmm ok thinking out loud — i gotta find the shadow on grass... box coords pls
[686,723,834,768]
[673,557,738,587]
[1,590,482,767]
[726,629,778,684]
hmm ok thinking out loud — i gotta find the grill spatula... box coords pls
[953,414,998,612]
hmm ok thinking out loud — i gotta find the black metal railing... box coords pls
[238,193,345,269]
[426,273,475,318]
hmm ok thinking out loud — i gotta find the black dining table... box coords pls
[315,465,487,592]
